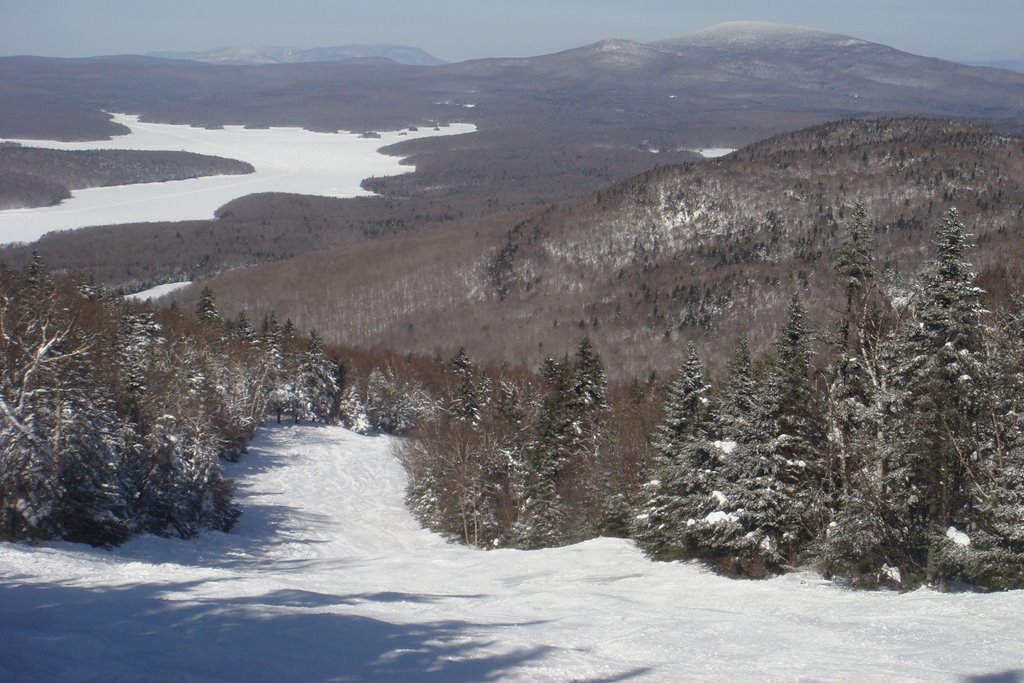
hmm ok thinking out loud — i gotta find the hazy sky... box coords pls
[2,0,1022,63]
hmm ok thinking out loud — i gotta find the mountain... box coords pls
[3,23,1024,378]
[969,58,1024,73]
[148,44,446,66]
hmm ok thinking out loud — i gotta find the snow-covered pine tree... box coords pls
[943,292,1024,589]
[887,208,988,589]
[115,310,163,427]
[229,309,256,343]
[195,286,220,326]
[448,347,487,424]
[763,292,826,560]
[633,343,717,560]
[716,336,757,443]
[820,203,903,586]
[515,357,573,549]
[516,340,611,548]
[338,386,371,434]
[697,297,821,576]
[297,330,339,422]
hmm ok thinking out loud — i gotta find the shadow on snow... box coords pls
[0,579,554,682]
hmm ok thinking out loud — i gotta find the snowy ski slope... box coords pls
[1,424,1022,681]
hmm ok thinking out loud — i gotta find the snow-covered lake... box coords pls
[0,114,476,245]
[2,423,1021,681]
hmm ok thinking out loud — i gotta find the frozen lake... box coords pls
[0,114,476,245]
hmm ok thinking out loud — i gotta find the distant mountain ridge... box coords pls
[148,44,446,66]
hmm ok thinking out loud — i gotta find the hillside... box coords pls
[2,423,1021,681]
[158,118,1024,381]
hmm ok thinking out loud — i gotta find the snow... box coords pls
[946,526,972,547]
[882,564,903,585]
[713,439,738,454]
[703,510,738,525]
[2,423,1023,681]
[690,147,737,158]
[123,281,192,302]
[0,114,476,245]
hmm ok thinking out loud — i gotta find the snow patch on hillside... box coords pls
[2,423,1022,681]
[123,281,192,302]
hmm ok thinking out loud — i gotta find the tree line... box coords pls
[401,206,1024,591]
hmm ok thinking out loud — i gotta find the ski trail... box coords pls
[1,423,1023,682]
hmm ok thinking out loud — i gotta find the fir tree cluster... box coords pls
[638,206,1024,589]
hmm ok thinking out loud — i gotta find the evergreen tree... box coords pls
[448,347,486,424]
[230,310,256,343]
[633,343,717,559]
[195,287,220,325]
[821,202,902,586]
[297,330,339,422]
[338,386,371,434]
[515,357,573,549]
[515,342,608,548]
[763,292,825,559]
[716,336,757,442]
[888,208,988,589]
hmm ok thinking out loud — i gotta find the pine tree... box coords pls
[448,347,486,424]
[515,342,609,549]
[762,292,825,560]
[297,330,339,422]
[338,386,371,434]
[515,358,573,549]
[633,343,716,560]
[695,298,822,575]
[821,203,902,585]
[716,336,757,442]
[195,287,220,325]
[943,293,1024,589]
[888,208,988,589]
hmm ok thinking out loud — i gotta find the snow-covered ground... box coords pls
[2,424,1022,682]
[0,114,476,245]
[690,147,736,158]
[123,280,193,302]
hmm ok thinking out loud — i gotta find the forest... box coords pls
[399,205,1024,591]
[5,202,1021,592]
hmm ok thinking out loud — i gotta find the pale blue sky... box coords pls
[1,0,1021,63]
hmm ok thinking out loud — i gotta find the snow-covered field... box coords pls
[2,424,1022,682]
[0,114,476,244]
[123,280,193,302]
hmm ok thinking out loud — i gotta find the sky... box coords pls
[1,0,1022,64]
